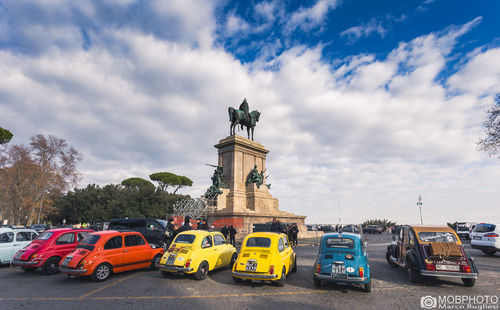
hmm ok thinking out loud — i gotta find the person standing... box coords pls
[292,224,299,246]
[270,217,282,233]
[197,218,209,230]
[176,216,192,234]
[221,225,229,242]
[229,225,236,246]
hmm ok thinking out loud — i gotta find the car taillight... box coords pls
[425,263,436,271]
[185,259,191,268]
[359,267,364,278]
[269,265,274,275]
[316,263,321,274]
[484,233,499,238]
[461,265,471,273]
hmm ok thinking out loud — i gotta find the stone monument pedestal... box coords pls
[208,135,310,239]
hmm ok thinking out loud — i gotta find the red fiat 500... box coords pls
[12,228,93,274]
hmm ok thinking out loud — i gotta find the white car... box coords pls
[470,223,499,256]
[0,228,39,264]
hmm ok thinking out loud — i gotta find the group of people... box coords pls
[270,217,299,246]
[165,216,237,246]
[220,225,237,246]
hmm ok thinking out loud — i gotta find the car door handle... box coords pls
[13,244,20,246]
[124,250,129,252]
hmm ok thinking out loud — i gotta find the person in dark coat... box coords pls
[197,218,210,230]
[176,216,192,234]
[292,224,299,246]
[221,225,229,242]
[229,225,236,246]
[287,224,294,243]
[270,218,282,233]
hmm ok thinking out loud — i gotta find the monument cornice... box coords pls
[215,135,269,155]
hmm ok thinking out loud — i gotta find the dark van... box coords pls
[108,218,169,249]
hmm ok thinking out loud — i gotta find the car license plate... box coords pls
[436,264,460,271]
[245,261,257,272]
[473,236,482,240]
[331,263,346,275]
[61,256,72,266]
[167,254,177,265]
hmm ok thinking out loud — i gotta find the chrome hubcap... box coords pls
[97,266,109,279]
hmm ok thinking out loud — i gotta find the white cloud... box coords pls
[286,0,338,32]
[340,18,388,43]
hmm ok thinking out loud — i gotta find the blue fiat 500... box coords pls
[313,232,371,292]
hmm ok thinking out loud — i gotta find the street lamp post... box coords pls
[417,195,423,225]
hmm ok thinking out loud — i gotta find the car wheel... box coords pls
[363,278,372,292]
[161,270,170,277]
[291,256,297,273]
[91,263,112,282]
[275,267,286,287]
[462,278,476,287]
[150,254,162,270]
[21,267,37,272]
[194,261,208,280]
[232,276,242,283]
[229,253,238,269]
[386,251,397,267]
[407,267,420,283]
[41,257,61,275]
[313,277,321,288]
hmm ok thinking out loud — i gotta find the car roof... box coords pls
[323,232,361,239]
[411,226,456,233]
[0,227,37,233]
[245,232,285,239]
[176,230,216,237]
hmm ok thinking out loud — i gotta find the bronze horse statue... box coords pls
[228,107,261,140]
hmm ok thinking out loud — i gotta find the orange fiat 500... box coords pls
[59,230,164,282]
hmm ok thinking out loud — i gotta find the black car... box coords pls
[108,218,169,249]
[386,225,478,287]
[340,224,362,234]
[363,225,384,234]
[30,224,51,233]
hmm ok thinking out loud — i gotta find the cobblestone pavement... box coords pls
[0,234,498,310]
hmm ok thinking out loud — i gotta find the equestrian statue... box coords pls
[228,98,261,140]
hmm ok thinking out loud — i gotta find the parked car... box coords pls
[468,224,477,240]
[12,228,93,274]
[455,222,475,240]
[108,218,169,249]
[232,232,296,286]
[313,232,371,292]
[158,230,237,280]
[0,228,38,265]
[59,230,164,282]
[386,225,478,287]
[470,223,499,256]
[340,224,362,234]
[363,225,384,234]
[30,224,51,234]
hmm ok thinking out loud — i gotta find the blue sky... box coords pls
[1,0,500,224]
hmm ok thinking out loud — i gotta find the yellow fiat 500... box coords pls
[232,232,296,286]
[158,230,237,280]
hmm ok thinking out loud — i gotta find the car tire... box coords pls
[462,278,475,287]
[229,253,238,269]
[91,263,112,282]
[41,257,61,275]
[275,267,286,287]
[150,254,162,270]
[161,270,170,277]
[21,267,37,272]
[232,276,242,283]
[313,277,321,288]
[407,267,420,283]
[363,278,372,292]
[386,251,397,267]
[291,256,297,273]
[194,261,208,280]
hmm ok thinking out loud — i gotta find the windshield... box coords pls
[325,237,355,249]
[246,237,271,248]
[80,235,101,245]
[474,224,496,233]
[174,234,196,244]
[156,220,168,228]
[418,231,458,243]
[36,231,53,240]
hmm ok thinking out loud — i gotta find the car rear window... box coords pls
[246,237,271,248]
[418,231,458,243]
[474,224,496,233]
[80,235,100,245]
[325,237,355,249]
[174,234,196,244]
[36,231,53,240]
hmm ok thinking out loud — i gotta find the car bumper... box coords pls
[58,266,88,274]
[158,264,193,273]
[471,243,500,251]
[313,273,368,283]
[12,259,42,267]
[420,270,478,279]
[232,271,278,280]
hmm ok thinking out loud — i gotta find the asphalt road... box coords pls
[0,234,498,310]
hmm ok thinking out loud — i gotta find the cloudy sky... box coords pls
[1,0,500,225]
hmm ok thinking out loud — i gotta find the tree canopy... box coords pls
[478,94,500,157]
[121,177,155,192]
[361,218,396,229]
[149,172,193,193]
[0,127,13,144]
